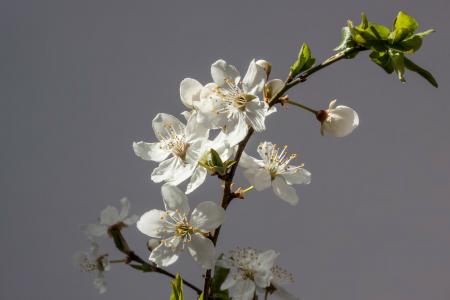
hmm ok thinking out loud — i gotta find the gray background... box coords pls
[1,0,449,299]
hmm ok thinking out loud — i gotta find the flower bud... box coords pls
[256,59,272,78]
[318,99,359,137]
[263,79,284,101]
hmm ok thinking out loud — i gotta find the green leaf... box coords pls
[415,29,435,38]
[197,293,204,300]
[369,23,391,40]
[369,51,394,74]
[390,11,419,43]
[290,43,315,76]
[334,26,355,51]
[404,57,438,87]
[210,148,224,169]
[211,256,231,300]
[359,12,369,29]
[170,274,184,300]
[391,35,422,53]
[389,50,406,82]
[350,26,387,51]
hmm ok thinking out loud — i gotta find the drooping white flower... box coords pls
[195,59,267,146]
[73,239,110,294]
[219,247,279,300]
[240,141,311,205]
[133,113,208,186]
[82,198,139,237]
[136,184,225,269]
[318,99,359,137]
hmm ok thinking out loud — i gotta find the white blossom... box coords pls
[133,113,208,186]
[195,59,267,146]
[240,141,311,205]
[136,184,225,269]
[219,247,279,300]
[269,265,298,300]
[319,99,359,137]
[82,198,139,237]
[73,239,110,294]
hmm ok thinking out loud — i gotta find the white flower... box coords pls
[219,247,279,300]
[73,239,110,294]
[318,99,359,137]
[136,184,225,269]
[240,141,311,205]
[82,198,139,237]
[133,113,208,185]
[195,59,267,146]
[269,265,298,300]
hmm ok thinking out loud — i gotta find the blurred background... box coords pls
[1,0,449,299]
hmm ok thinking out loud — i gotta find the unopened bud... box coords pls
[147,239,160,252]
[256,59,272,78]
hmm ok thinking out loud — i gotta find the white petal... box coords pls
[229,279,256,300]
[150,157,177,183]
[164,158,197,186]
[242,59,266,95]
[187,234,215,269]
[118,197,129,220]
[220,270,239,290]
[282,168,311,185]
[93,274,107,294]
[152,113,185,140]
[272,283,300,300]
[253,250,279,287]
[266,79,284,98]
[211,59,241,87]
[186,167,208,194]
[180,78,202,108]
[149,243,180,267]
[136,209,168,238]
[161,184,190,214]
[133,141,169,162]
[245,99,266,132]
[184,112,209,141]
[243,168,272,191]
[123,215,139,226]
[190,201,225,232]
[81,224,108,237]
[239,152,262,169]
[224,113,248,147]
[100,206,120,226]
[272,176,299,205]
[256,141,274,162]
[322,104,359,137]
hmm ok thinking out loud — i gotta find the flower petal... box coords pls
[123,215,139,226]
[100,206,120,226]
[186,166,208,194]
[322,104,359,137]
[253,250,279,287]
[243,168,271,191]
[211,59,241,87]
[272,176,299,205]
[149,243,180,267]
[239,152,262,169]
[180,78,202,108]
[136,209,168,238]
[133,141,169,162]
[81,224,108,237]
[282,168,311,185]
[220,270,239,290]
[161,184,190,214]
[190,201,225,232]
[150,157,177,183]
[224,113,248,147]
[242,59,266,95]
[187,234,215,269]
[118,197,129,220]
[245,99,266,132]
[272,283,300,300]
[229,279,256,300]
[152,113,185,140]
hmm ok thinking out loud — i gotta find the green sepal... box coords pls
[415,29,435,38]
[290,43,315,76]
[389,50,406,82]
[170,273,184,300]
[404,57,438,87]
[391,35,422,53]
[369,51,394,74]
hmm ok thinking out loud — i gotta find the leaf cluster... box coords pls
[336,11,437,87]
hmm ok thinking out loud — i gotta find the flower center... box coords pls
[157,124,190,160]
[163,210,196,242]
[263,144,299,179]
[214,78,252,112]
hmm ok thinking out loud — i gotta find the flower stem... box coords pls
[286,99,319,115]
[201,46,365,299]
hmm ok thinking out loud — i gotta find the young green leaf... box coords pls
[390,11,419,43]
[369,51,394,74]
[170,274,184,300]
[197,293,204,300]
[391,35,422,53]
[211,256,231,300]
[415,29,435,38]
[334,26,355,51]
[389,50,406,82]
[210,148,224,169]
[290,43,315,76]
[404,57,438,87]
